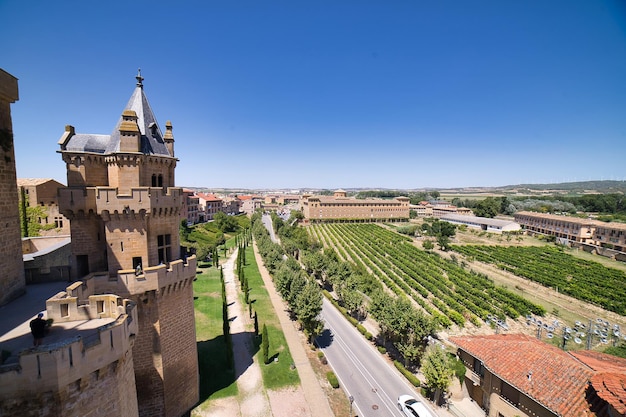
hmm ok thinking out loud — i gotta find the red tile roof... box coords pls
[571,350,626,415]
[450,334,599,416]
[196,193,222,202]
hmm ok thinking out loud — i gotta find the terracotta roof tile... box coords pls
[450,334,598,416]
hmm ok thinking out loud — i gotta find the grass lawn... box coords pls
[193,266,238,404]
[239,244,300,389]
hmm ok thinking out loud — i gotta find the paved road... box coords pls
[260,213,450,417]
[317,297,442,417]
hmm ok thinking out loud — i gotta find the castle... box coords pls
[0,70,199,417]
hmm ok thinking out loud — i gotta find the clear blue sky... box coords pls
[2,0,626,190]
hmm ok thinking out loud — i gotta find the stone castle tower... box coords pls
[0,69,26,306]
[56,71,199,417]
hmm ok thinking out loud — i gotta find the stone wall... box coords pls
[0,68,25,306]
[0,296,138,416]
[131,274,199,417]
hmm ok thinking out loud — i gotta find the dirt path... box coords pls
[197,248,322,417]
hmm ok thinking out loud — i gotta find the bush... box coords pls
[326,371,340,388]
[377,346,387,354]
[393,360,420,387]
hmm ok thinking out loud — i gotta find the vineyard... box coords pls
[308,223,545,329]
[450,245,626,316]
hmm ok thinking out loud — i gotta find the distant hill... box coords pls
[502,180,626,193]
[182,181,626,196]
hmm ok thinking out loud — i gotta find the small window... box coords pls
[61,303,69,317]
[97,300,104,314]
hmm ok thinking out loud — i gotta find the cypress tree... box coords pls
[254,311,259,336]
[262,324,269,364]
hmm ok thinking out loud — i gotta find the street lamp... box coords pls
[349,395,354,416]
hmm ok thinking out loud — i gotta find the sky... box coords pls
[2,0,626,190]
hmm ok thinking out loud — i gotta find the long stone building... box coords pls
[302,189,410,222]
[514,211,626,256]
[0,72,198,417]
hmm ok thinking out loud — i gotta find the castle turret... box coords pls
[119,110,141,152]
[56,72,198,417]
[164,120,174,157]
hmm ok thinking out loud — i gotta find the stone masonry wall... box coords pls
[132,275,198,417]
[133,290,166,417]
[160,278,199,417]
[0,349,138,417]
[0,69,25,306]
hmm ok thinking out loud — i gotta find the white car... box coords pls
[397,395,436,417]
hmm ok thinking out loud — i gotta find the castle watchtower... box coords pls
[56,70,198,417]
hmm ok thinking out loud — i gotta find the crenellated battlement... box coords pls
[0,294,137,397]
[59,186,182,219]
[117,255,197,296]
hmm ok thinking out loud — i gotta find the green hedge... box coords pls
[393,361,420,387]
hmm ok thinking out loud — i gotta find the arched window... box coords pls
[151,174,157,187]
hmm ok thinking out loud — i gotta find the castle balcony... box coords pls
[117,255,197,296]
[0,288,137,396]
[58,186,182,218]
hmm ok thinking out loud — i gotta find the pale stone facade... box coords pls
[0,68,25,306]
[302,189,410,222]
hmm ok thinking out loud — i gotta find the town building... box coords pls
[451,333,626,417]
[197,192,223,220]
[302,189,410,222]
[514,211,626,260]
[17,178,71,235]
[221,195,242,216]
[182,188,200,224]
[0,71,198,417]
[0,68,25,306]
[239,194,263,215]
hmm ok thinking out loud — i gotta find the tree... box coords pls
[213,211,238,232]
[422,240,435,251]
[293,281,323,343]
[421,346,454,405]
[262,324,269,364]
[397,341,423,368]
[474,197,501,218]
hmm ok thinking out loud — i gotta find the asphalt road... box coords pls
[261,213,439,417]
[317,298,438,417]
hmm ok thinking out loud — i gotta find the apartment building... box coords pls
[514,211,626,253]
[182,188,200,224]
[197,192,223,220]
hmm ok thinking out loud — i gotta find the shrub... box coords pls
[394,360,420,387]
[326,371,339,388]
[377,346,387,354]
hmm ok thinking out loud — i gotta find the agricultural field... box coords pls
[308,223,544,329]
[308,222,626,348]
